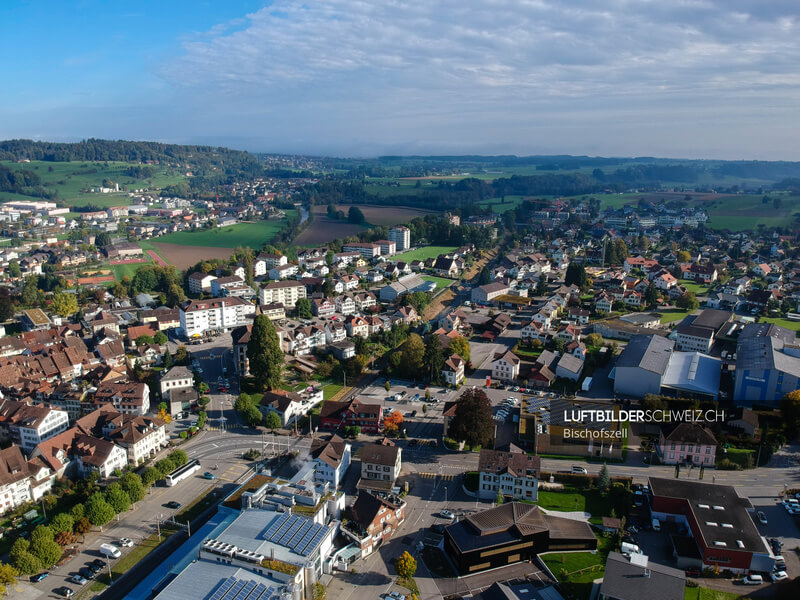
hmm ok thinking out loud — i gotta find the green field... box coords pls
[394,245,457,262]
[679,280,712,296]
[109,260,150,280]
[154,213,296,249]
[659,308,694,324]
[421,275,453,290]
[759,316,800,331]
[477,195,524,213]
[0,160,187,207]
[683,588,741,600]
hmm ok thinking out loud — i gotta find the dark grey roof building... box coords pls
[613,335,674,397]
[600,552,685,600]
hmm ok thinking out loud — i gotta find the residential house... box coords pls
[477,445,540,501]
[492,351,520,383]
[0,445,53,513]
[345,490,406,558]
[310,434,352,489]
[94,381,151,416]
[359,441,402,487]
[656,422,717,466]
[0,400,70,454]
[441,354,465,386]
[180,296,256,338]
[319,399,382,433]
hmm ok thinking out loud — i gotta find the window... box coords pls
[670,443,675,450]
[680,444,685,451]
[669,452,674,460]
[705,447,711,454]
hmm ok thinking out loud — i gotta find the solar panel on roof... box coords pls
[250,583,267,600]
[210,577,237,600]
[295,529,315,552]
[270,514,298,542]
[220,579,246,600]
[238,580,257,600]
[278,518,303,545]
[288,521,312,547]
[263,513,289,540]
[300,529,326,556]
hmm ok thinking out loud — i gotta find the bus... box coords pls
[165,459,201,487]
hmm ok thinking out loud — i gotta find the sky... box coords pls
[1,0,799,159]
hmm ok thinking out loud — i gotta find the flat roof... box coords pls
[649,477,764,553]
[154,561,283,600]
[661,352,721,398]
[600,552,685,600]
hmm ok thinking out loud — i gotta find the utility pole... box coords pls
[107,559,113,583]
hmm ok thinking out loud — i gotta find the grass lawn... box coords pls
[759,316,800,332]
[477,195,525,213]
[153,216,295,249]
[393,245,457,262]
[683,588,742,600]
[536,487,611,516]
[659,308,693,324]
[421,275,454,290]
[322,383,343,401]
[680,280,712,296]
[109,259,151,280]
[513,344,543,360]
[138,239,168,261]
[541,536,612,600]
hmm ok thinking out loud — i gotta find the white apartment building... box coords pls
[388,226,411,251]
[0,400,70,454]
[0,446,53,514]
[180,297,256,338]
[360,442,402,484]
[342,243,381,259]
[187,272,217,295]
[491,351,520,383]
[259,280,307,308]
[310,435,352,489]
[477,448,540,501]
[107,415,169,466]
[159,366,195,396]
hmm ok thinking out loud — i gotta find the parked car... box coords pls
[55,587,75,598]
[91,559,106,569]
[571,465,588,474]
[30,572,49,582]
[439,509,455,520]
[78,567,96,580]
[117,537,134,547]
[68,574,88,585]
[770,570,788,582]
[757,511,768,525]
[742,574,763,585]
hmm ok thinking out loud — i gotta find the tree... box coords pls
[344,425,361,438]
[385,380,391,392]
[448,335,470,363]
[585,333,603,348]
[565,263,588,290]
[51,291,78,318]
[295,297,312,319]
[613,239,629,262]
[347,206,365,224]
[105,482,131,514]
[781,390,800,437]
[644,283,659,307]
[154,331,168,345]
[676,291,699,311]
[535,274,548,297]
[676,250,691,263]
[7,260,21,278]
[395,550,417,579]
[171,449,188,466]
[264,411,282,431]
[142,466,161,487]
[0,288,13,322]
[0,562,18,597]
[397,334,425,380]
[174,345,189,365]
[119,472,146,503]
[312,582,326,600]
[449,388,494,449]
[597,463,611,491]
[135,334,155,346]
[163,350,174,368]
[70,503,84,521]
[73,517,92,541]
[21,275,39,307]
[85,492,115,527]
[496,489,504,505]
[424,334,445,384]
[49,513,74,536]
[9,539,40,575]
[94,231,112,248]
[247,315,284,391]
[29,526,62,568]
[384,410,404,434]
[478,266,492,285]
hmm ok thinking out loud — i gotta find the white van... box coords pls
[99,543,121,559]
[571,465,588,474]
[621,542,641,555]
[651,518,661,532]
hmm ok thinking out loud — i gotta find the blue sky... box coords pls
[2,0,799,159]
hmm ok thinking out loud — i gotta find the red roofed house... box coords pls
[319,398,383,433]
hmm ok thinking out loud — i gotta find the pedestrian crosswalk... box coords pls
[417,472,457,480]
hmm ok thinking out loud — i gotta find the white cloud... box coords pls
[52,1,800,157]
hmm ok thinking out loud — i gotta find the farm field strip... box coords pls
[393,245,457,261]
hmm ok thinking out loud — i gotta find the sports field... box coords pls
[477,195,524,213]
[421,275,454,290]
[394,246,457,262]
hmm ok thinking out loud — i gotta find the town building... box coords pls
[358,441,402,491]
[599,552,686,600]
[259,281,307,309]
[0,400,70,454]
[388,226,411,251]
[188,271,217,295]
[310,435,352,489]
[441,354,465,386]
[477,445,540,501]
[159,366,194,397]
[342,242,381,259]
[343,490,406,559]
[471,282,510,304]
[656,423,717,466]
[649,477,775,573]
[0,445,53,513]
[94,381,151,416]
[180,297,256,338]
[734,323,800,406]
[444,502,596,574]
[319,398,382,433]
[492,351,520,383]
